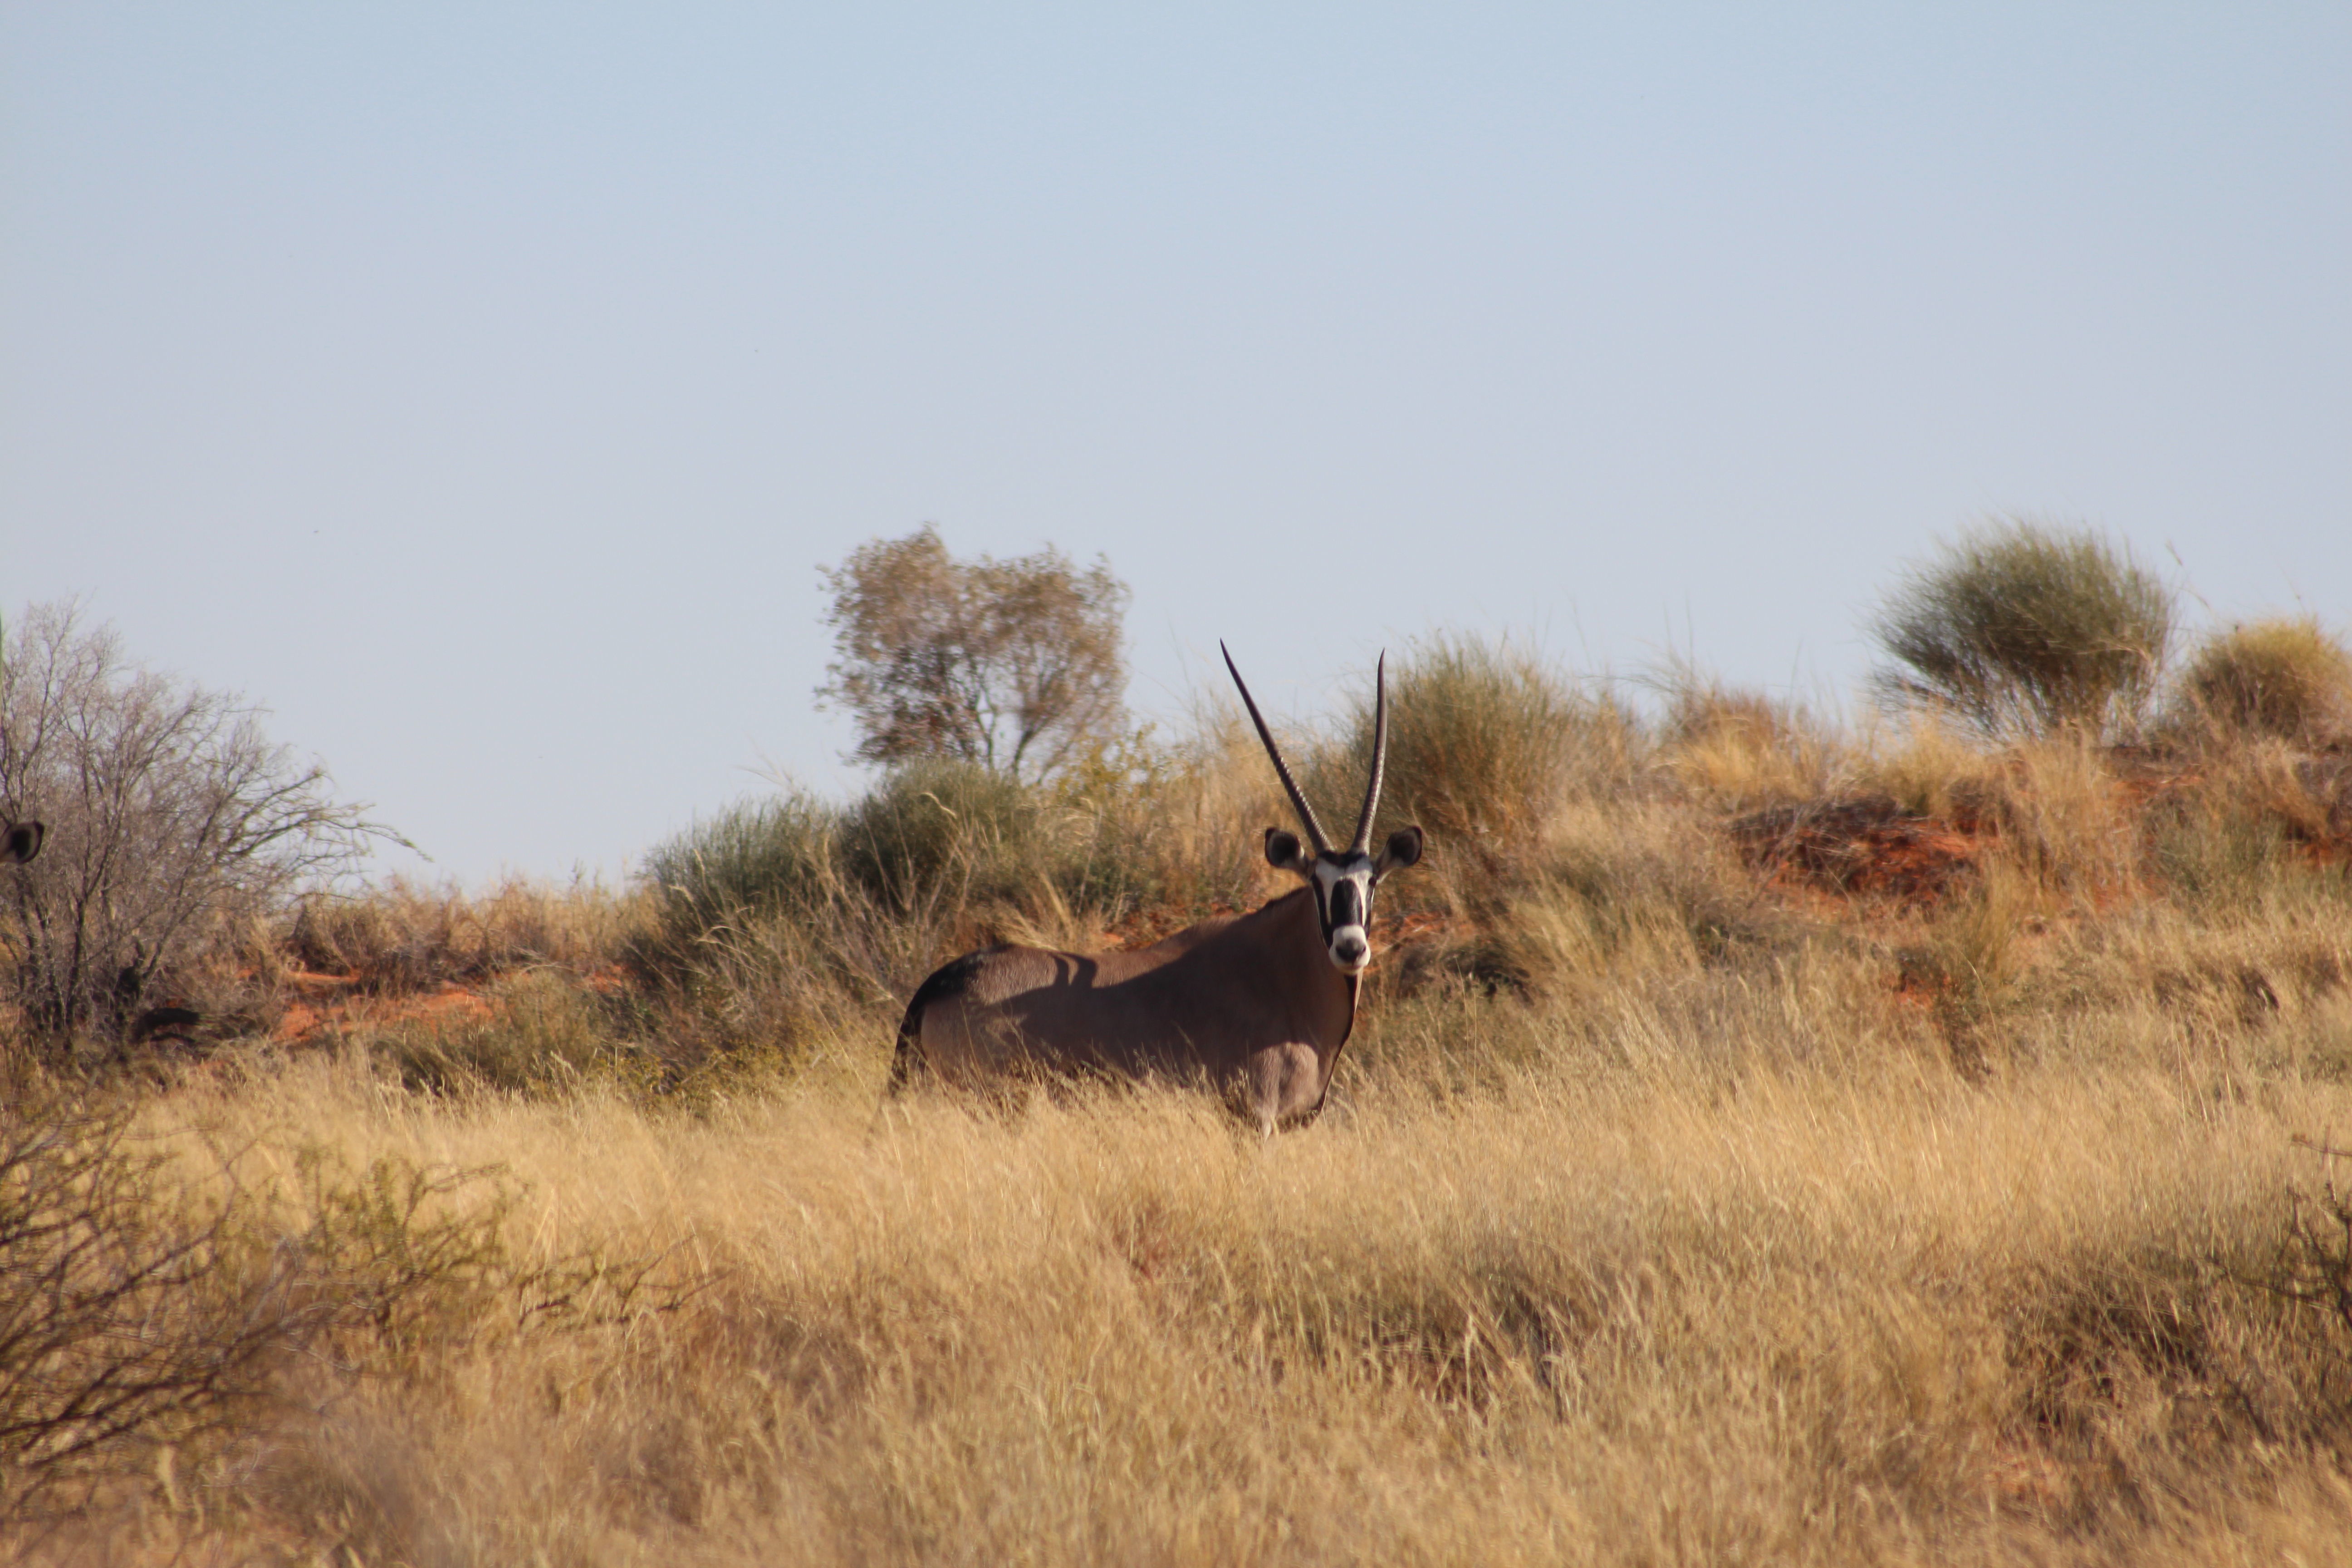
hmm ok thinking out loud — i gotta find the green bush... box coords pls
[2176,617,2352,745]
[837,758,1047,913]
[640,792,840,945]
[1869,519,2176,741]
[632,763,1165,1068]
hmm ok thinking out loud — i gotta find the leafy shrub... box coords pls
[817,527,1131,783]
[640,791,840,942]
[635,769,1082,1067]
[632,792,869,1060]
[1869,519,2176,741]
[2175,617,2352,745]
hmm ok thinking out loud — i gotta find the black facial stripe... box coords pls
[1328,878,1364,930]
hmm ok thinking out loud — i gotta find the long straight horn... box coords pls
[1350,652,1387,853]
[1221,642,1330,853]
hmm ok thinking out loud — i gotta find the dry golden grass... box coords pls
[1656,669,1846,813]
[1862,715,1987,823]
[20,974,2350,1566]
[2176,616,2352,745]
[287,874,644,990]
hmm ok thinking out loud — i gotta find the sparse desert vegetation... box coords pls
[8,531,2352,1563]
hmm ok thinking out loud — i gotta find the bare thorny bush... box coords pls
[0,1080,443,1516]
[0,602,400,1047]
[2275,1140,2352,1389]
[0,1069,693,1520]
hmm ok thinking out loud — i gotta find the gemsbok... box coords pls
[3,819,41,865]
[890,645,1422,1132]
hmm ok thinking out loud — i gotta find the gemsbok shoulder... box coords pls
[890,645,1422,1133]
[3,818,41,865]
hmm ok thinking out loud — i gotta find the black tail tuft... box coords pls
[888,995,926,1094]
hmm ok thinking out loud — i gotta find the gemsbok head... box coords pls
[2,819,42,865]
[890,646,1422,1132]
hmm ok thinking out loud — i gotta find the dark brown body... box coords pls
[893,888,1355,1132]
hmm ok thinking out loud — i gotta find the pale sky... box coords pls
[5,4,2346,884]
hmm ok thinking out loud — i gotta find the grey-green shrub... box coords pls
[1869,519,2175,741]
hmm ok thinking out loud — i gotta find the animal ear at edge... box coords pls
[1264,827,1312,872]
[2,822,42,865]
[1374,825,1423,879]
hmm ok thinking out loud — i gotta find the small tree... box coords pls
[816,527,1130,783]
[1868,519,2176,742]
[0,602,397,1042]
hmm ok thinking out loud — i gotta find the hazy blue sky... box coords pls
[5,4,2346,883]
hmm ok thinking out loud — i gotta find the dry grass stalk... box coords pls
[10,1011,2347,1565]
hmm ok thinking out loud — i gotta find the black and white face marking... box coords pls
[1312,854,1377,973]
[1265,825,1424,975]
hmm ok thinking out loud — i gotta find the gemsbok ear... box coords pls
[1374,825,1423,879]
[1264,828,1311,873]
[2,822,42,865]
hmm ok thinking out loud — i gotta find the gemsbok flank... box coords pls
[3,818,41,865]
[890,645,1422,1133]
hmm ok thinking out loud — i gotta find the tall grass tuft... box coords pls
[1653,662,1845,811]
[2145,739,2352,912]
[634,790,935,1068]
[639,791,841,944]
[1870,518,2176,742]
[1318,633,1632,867]
[2174,616,2352,746]
[836,759,1045,913]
